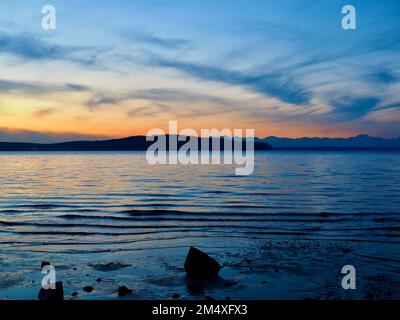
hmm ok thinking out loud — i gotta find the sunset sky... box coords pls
[0,0,399,142]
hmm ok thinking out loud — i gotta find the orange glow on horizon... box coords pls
[0,95,371,140]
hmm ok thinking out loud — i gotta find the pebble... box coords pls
[118,285,133,297]
[83,286,93,293]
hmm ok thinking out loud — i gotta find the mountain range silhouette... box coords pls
[1,134,399,151]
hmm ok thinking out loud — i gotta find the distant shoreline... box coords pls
[0,135,271,152]
[1,134,400,151]
[0,148,399,152]
[269,147,400,151]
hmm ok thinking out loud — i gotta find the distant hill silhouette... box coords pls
[261,134,400,150]
[0,135,272,151]
[2,134,398,151]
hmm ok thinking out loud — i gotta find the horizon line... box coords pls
[1,133,400,145]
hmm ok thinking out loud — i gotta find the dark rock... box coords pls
[83,286,93,293]
[118,285,133,297]
[38,281,64,301]
[187,283,204,295]
[342,248,351,254]
[71,292,78,297]
[367,291,375,300]
[261,281,268,284]
[184,247,222,278]
[96,278,102,283]
[222,280,237,287]
[172,293,180,299]
[92,262,130,272]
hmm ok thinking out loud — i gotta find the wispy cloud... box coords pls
[0,79,90,95]
[123,29,190,49]
[86,87,235,108]
[331,97,382,121]
[32,108,55,118]
[86,94,122,110]
[127,103,170,117]
[0,31,108,67]
[132,88,234,106]
[145,56,311,105]
[370,71,398,84]
[0,127,110,144]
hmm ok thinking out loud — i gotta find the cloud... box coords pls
[0,31,108,67]
[127,103,171,117]
[123,29,190,49]
[132,88,234,106]
[146,56,311,105]
[365,107,400,123]
[0,127,111,144]
[0,79,46,95]
[371,71,397,84]
[32,108,55,118]
[86,94,123,110]
[330,97,382,121]
[85,87,237,113]
[65,83,91,91]
[0,79,90,96]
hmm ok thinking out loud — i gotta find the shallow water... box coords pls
[0,151,399,299]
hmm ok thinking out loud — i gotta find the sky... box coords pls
[0,0,399,142]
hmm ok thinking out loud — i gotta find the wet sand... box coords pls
[1,238,399,300]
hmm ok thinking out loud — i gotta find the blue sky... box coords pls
[0,0,399,142]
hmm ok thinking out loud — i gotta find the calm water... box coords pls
[0,151,399,299]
